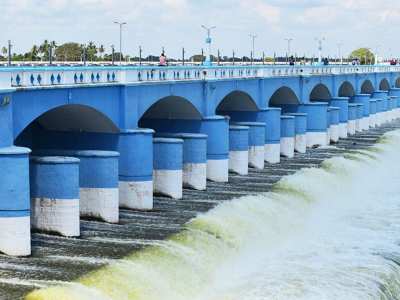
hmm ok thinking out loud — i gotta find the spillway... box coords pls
[1,122,400,299]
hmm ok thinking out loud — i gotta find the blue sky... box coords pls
[1,0,399,58]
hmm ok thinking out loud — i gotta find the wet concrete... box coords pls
[0,121,399,300]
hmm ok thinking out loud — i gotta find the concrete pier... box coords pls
[280,115,295,158]
[369,99,377,127]
[200,116,229,182]
[75,150,120,223]
[372,91,389,123]
[347,104,357,135]
[286,113,307,153]
[30,156,80,237]
[375,99,384,126]
[354,103,364,132]
[388,96,397,121]
[389,88,400,118]
[0,147,31,256]
[330,97,349,139]
[156,133,207,190]
[352,94,371,131]
[298,103,329,147]
[153,138,183,199]
[229,125,249,175]
[260,108,281,164]
[233,122,265,169]
[119,129,154,210]
[328,107,340,143]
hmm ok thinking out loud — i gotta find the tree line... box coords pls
[0,41,381,65]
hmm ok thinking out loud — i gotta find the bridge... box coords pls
[1,64,400,256]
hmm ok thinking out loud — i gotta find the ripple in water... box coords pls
[26,130,400,300]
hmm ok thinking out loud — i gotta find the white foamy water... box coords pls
[27,131,400,300]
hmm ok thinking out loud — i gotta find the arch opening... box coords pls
[269,86,300,107]
[310,84,331,101]
[140,96,202,122]
[396,77,400,88]
[15,104,120,150]
[361,80,374,94]
[379,78,390,91]
[338,81,355,97]
[138,96,202,133]
[216,91,258,114]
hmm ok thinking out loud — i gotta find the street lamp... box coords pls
[249,34,257,64]
[337,42,343,65]
[374,45,380,65]
[284,38,293,63]
[201,25,216,66]
[315,37,325,64]
[114,21,127,65]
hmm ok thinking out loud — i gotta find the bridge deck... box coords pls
[0,121,398,299]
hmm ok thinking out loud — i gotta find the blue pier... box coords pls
[0,64,399,255]
[30,156,80,237]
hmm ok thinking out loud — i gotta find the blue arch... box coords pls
[268,86,300,106]
[131,81,205,126]
[309,83,332,101]
[216,90,259,113]
[379,78,390,91]
[210,79,261,113]
[395,76,400,88]
[338,81,356,97]
[12,86,121,139]
[139,95,203,122]
[360,79,375,94]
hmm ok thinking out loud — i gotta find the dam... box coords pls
[0,64,400,298]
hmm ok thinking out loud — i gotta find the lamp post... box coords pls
[337,42,343,65]
[284,38,293,63]
[201,25,216,66]
[114,21,127,65]
[7,40,12,66]
[374,45,380,65]
[249,34,257,65]
[111,45,115,66]
[139,45,142,66]
[315,37,325,64]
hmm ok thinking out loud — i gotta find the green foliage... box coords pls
[349,48,375,65]
[55,42,83,61]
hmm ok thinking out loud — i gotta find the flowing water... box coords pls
[22,128,400,300]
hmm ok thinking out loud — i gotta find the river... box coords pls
[24,129,400,300]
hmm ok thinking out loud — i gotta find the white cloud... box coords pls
[0,0,400,58]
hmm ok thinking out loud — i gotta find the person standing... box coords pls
[159,52,167,66]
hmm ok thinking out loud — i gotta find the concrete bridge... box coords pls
[1,64,400,256]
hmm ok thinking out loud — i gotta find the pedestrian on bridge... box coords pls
[159,52,167,66]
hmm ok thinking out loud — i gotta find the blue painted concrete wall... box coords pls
[2,70,399,151]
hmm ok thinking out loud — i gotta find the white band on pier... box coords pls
[183,163,207,190]
[264,143,280,164]
[280,137,294,158]
[0,216,30,256]
[80,188,119,223]
[119,180,153,210]
[206,159,229,182]
[248,145,265,169]
[306,132,328,147]
[229,150,249,175]
[31,198,80,237]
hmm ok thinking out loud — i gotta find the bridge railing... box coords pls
[1,64,399,89]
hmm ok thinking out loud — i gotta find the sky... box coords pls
[1,0,400,59]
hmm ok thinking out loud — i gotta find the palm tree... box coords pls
[39,40,50,61]
[1,46,7,59]
[99,44,105,60]
[87,41,97,61]
[30,45,39,61]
